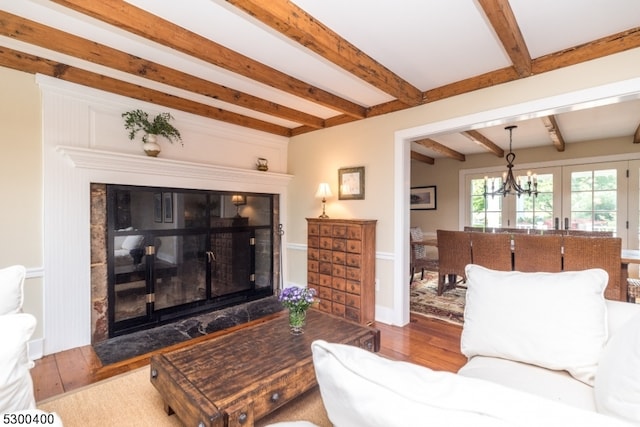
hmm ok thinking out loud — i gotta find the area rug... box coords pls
[38,366,331,427]
[410,270,466,324]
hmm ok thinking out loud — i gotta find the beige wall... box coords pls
[288,47,640,320]
[0,67,43,340]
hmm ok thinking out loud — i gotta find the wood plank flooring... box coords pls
[31,312,466,403]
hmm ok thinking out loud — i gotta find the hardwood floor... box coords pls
[31,312,466,403]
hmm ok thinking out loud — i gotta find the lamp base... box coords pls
[319,199,329,218]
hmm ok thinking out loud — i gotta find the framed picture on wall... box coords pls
[163,192,173,223]
[410,186,437,210]
[338,166,365,200]
[154,193,162,222]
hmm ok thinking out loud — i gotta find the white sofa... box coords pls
[0,265,63,425]
[0,265,37,413]
[299,265,640,426]
[458,265,640,419]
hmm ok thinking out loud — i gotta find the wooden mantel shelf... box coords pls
[56,145,293,185]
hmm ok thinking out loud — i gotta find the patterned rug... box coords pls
[410,270,466,324]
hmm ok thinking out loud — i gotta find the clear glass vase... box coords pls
[288,308,307,335]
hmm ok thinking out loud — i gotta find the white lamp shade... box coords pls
[315,183,332,199]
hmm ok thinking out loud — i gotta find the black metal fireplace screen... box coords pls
[106,184,276,337]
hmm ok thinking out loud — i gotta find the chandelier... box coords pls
[484,125,538,198]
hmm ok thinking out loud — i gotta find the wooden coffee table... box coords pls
[150,309,380,427]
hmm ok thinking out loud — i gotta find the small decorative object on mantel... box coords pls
[256,157,269,171]
[122,109,183,157]
[278,286,318,335]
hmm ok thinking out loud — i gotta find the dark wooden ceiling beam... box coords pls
[461,130,504,157]
[414,138,465,161]
[225,0,424,106]
[50,0,367,119]
[410,151,435,165]
[477,0,532,77]
[541,115,566,151]
[0,11,324,129]
[0,46,291,137]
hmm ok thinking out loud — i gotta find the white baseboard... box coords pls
[28,338,44,360]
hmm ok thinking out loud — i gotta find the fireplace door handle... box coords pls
[206,251,216,262]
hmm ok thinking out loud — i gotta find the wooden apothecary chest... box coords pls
[306,218,376,325]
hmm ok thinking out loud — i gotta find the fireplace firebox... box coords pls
[96,184,277,338]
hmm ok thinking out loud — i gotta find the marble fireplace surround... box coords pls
[48,146,292,354]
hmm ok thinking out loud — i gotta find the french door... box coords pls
[561,162,627,245]
[468,166,561,230]
[467,161,628,245]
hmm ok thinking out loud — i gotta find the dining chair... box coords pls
[563,235,622,300]
[436,230,472,295]
[409,227,438,284]
[470,231,512,271]
[513,234,563,272]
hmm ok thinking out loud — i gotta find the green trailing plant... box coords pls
[121,109,183,145]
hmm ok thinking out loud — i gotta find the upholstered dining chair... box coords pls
[513,234,563,272]
[563,235,622,301]
[410,227,438,284]
[469,231,512,271]
[436,230,472,296]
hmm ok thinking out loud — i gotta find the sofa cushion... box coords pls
[311,340,631,427]
[461,265,608,385]
[121,235,144,251]
[458,356,596,411]
[0,313,37,413]
[595,312,640,423]
[0,265,26,315]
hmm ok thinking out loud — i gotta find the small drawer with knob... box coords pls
[249,362,317,420]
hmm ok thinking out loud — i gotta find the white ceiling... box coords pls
[1,0,639,157]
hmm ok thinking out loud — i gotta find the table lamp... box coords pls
[315,183,332,218]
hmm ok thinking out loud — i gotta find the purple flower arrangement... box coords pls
[278,286,318,311]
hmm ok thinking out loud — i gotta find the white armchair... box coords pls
[0,265,37,413]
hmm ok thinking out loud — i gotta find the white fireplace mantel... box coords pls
[41,74,292,355]
[45,145,293,355]
[57,146,293,186]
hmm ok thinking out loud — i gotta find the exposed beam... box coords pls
[534,27,640,74]
[0,46,291,137]
[461,131,504,157]
[5,2,639,139]
[414,138,465,161]
[50,0,367,119]
[634,122,640,144]
[0,11,325,129]
[477,0,532,78]
[410,151,435,165]
[424,66,519,103]
[541,115,566,151]
[225,0,424,106]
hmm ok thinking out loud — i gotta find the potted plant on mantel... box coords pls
[122,109,183,157]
